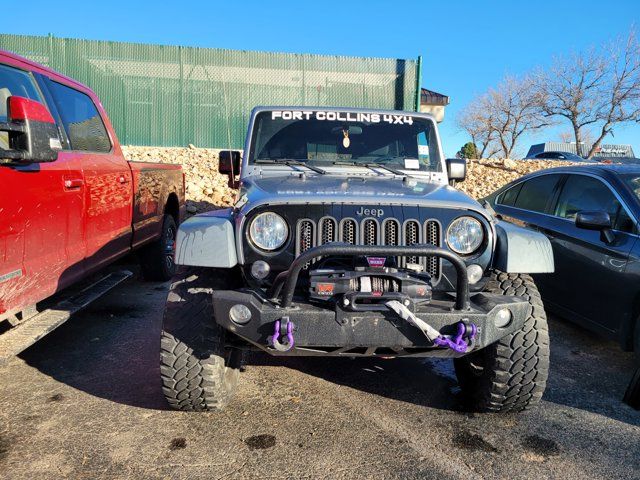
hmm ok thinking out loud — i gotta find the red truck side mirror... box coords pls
[0,96,61,163]
[219,150,242,188]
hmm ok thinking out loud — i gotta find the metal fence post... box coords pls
[415,55,422,112]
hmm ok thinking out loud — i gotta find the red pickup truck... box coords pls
[0,50,185,359]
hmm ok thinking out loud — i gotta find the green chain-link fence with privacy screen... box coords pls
[0,34,419,148]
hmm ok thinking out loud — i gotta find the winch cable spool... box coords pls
[349,276,399,293]
[385,300,477,353]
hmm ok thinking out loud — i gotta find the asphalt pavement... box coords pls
[1,269,638,480]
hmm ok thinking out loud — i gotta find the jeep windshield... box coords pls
[248,110,442,172]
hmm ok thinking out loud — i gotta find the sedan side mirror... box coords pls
[218,150,242,188]
[0,96,61,164]
[575,210,615,243]
[446,158,467,185]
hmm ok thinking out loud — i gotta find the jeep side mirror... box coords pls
[0,96,60,164]
[219,150,242,188]
[575,210,615,243]
[446,158,466,184]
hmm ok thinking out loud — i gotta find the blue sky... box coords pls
[7,0,640,157]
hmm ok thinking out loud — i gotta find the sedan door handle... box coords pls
[64,178,84,190]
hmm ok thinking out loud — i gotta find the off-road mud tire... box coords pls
[454,271,550,413]
[160,267,241,411]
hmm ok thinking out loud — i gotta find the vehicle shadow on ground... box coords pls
[18,275,171,410]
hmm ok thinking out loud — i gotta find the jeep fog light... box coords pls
[494,308,512,328]
[230,304,252,325]
[251,260,270,280]
[467,264,483,284]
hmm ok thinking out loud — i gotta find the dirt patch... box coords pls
[522,435,561,456]
[244,434,276,450]
[47,393,64,402]
[452,430,498,453]
[0,433,10,463]
[169,437,187,450]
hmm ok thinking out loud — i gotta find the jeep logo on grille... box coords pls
[356,207,384,217]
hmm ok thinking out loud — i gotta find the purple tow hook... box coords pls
[268,318,295,352]
[433,321,477,353]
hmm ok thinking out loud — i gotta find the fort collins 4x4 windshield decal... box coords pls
[271,110,416,125]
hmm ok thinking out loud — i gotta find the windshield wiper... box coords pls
[255,158,326,175]
[332,160,406,177]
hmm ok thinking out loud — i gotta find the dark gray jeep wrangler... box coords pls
[160,107,554,413]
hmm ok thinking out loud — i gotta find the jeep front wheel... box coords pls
[160,268,241,411]
[454,271,550,413]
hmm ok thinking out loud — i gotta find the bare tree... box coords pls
[536,29,640,158]
[456,94,500,158]
[489,75,553,158]
[558,129,594,144]
[587,31,640,157]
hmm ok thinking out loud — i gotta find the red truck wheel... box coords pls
[140,214,177,281]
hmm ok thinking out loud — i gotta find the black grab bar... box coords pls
[269,244,470,311]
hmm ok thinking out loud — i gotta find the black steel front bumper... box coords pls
[212,244,531,357]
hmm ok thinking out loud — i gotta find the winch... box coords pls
[308,256,432,310]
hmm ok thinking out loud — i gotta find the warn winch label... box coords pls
[366,257,386,268]
[271,110,415,125]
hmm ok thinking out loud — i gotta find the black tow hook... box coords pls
[268,316,296,352]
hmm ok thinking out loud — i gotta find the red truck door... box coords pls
[0,63,85,316]
[44,80,133,273]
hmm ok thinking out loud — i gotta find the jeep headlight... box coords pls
[446,216,484,255]
[249,212,288,251]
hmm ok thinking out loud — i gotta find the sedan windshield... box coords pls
[248,110,442,172]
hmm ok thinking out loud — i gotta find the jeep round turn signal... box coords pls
[229,304,252,325]
[251,260,270,280]
[467,264,483,284]
[494,308,512,328]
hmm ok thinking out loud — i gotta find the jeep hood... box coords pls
[239,174,489,217]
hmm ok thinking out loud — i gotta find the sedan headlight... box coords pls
[249,212,288,251]
[446,216,484,255]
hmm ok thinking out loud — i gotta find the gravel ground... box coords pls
[1,267,638,480]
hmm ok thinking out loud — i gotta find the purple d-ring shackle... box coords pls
[269,318,295,352]
[433,321,477,353]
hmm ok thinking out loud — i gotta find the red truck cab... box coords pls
[0,50,185,349]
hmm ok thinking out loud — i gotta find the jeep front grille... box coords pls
[319,217,337,245]
[383,219,399,246]
[297,220,314,269]
[296,216,441,280]
[362,219,378,245]
[341,219,357,244]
